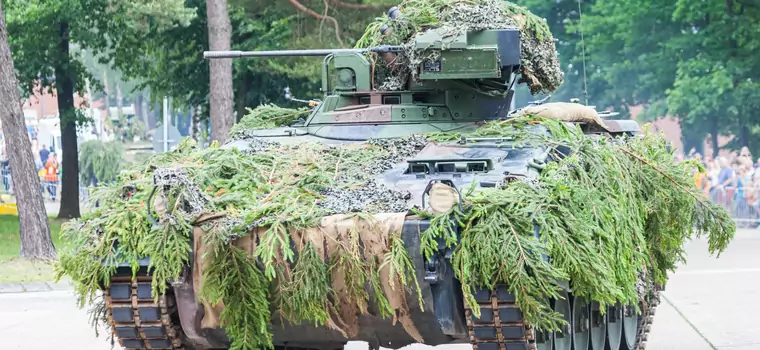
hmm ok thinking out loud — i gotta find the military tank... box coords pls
[100,9,659,350]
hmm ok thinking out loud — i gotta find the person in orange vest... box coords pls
[695,168,710,196]
[44,155,58,201]
[692,154,710,196]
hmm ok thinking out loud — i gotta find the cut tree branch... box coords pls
[618,147,710,206]
[286,0,345,47]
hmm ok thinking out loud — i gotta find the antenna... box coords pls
[577,0,589,105]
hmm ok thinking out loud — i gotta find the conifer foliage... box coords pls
[420,118,734,329]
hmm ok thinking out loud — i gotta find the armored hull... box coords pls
[102,117,660,350]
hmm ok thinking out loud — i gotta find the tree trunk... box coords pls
[0,4,55,259]
[711,115,719,158]
[206,0,234,143]
[55,21,81,219]
[236,75,249,122]
[150,102,160,130]
[740,124,750,149]
[190,105,201,142]
[146,90,157,129]
[137,92,149,128]
[116,83,123,118]
[103,70,110,119]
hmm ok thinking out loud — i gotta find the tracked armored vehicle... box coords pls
[101,10,659,350]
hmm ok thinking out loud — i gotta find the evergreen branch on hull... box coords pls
[55,103,735,347]
[418,117,735,331]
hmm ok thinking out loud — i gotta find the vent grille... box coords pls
[406,159,492,175]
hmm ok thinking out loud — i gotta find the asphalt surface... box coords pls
[1,229,759,350]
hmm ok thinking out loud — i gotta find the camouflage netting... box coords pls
[355,0,563,94]
[57,102,734,350]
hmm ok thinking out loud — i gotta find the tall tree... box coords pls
[666,0,760,156]
[0,2,55,259]
[56,19,81,219]
[513,0,611,109]
[4,0,196,218]
[206,0,234,142]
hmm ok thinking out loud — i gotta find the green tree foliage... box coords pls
[511,0,612,109]
[78,140,125,186]
[576,0,760,156]
[511,0,682,117]
[508,0,760,156]
[4,0,195,218]
[666,0,760,155]
[104,0,397,122]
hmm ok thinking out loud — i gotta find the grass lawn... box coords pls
[0,215,71,283]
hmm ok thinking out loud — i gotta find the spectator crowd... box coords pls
[685,146,760,226]
[0,144,60,201]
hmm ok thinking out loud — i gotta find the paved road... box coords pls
[1,229,759,350]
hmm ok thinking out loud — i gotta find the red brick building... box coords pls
[629,105,733,159]
[21,85,103,119]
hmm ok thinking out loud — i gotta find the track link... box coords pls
[635,288,661,350]
[465,284,536,350]
[105,275,183,350]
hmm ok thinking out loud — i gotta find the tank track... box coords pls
[634,288,661,350]
[464,284,661,350]
[105,275,184,350]
[104,275,659,350]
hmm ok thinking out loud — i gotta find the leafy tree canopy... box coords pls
[5,0,194,108]
[579,0,760,156]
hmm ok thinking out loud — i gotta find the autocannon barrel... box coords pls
[203,45,405,59]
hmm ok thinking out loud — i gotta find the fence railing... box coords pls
[708,186,760,227]
[0,168,89,202]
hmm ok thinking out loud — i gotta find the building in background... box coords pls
[3,83,111,157]
[629,105,733,159]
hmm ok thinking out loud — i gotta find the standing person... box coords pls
[39,144,49,165]
[37,164,45,196]
[695,164,710,196]
[740,146,752,163]
[1,150,9,193]
[717,157,734,189]
[43,156,58,201]
[734,164,753,224]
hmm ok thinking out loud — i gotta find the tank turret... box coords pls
[204,29,521,94]
[204,27,525,140]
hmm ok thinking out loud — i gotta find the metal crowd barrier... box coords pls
[0,168,89,202]
[709,186,760,227]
